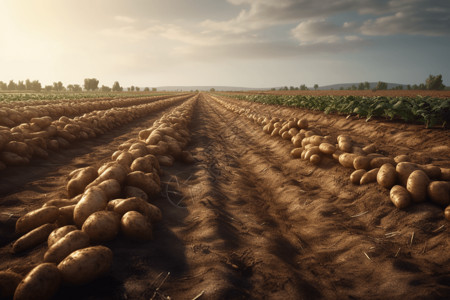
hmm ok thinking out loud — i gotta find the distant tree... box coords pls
[364,81,370,90]
[44,85,53,92]
[144,87,150,92]
[289,86,295,90]
[67,84,74,92]
[419,83,426,90]
[210,88,216,92]
[112,81,123,92]
[17,80,26,90]
[314,84,319,90]
[358,83,365,90]
[271,88,276,91]
[375,81,388,90]
[407,84,411,90]
[425,74,445,90]
[53,81,64,91]
[84,78,99,91]
[73,84,82,92]
[339,86,344,90]
[152,88,157,92]
[101,85,111,92]
[8,80,17,90]
[31,80,42,91]
[0,81,7,90]
[136,87,140,92]
[412,84,419,90]
[25,79,32,90]
[351,84,357,90]
[130,86,135,92]
[300,84,308,90]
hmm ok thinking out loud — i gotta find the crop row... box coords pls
[220,93,450,128]
[2,95,199,299]
[0,94,187,128]
[0,94,192,170]
[210,95,450,219]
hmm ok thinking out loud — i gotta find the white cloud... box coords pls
[291,19,359,45]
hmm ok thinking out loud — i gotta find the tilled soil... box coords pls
[0,93,449,300]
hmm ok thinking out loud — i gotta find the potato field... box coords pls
[0,92,449,299]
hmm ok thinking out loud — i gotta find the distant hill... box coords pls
[316,82,408,90]
[155,86,265,92]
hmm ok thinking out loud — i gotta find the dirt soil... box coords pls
[1,93,449,299]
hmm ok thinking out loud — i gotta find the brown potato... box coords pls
[96,179,121,200]
[44,230,90,263]
[290,148,302,159]
[445,205,450,221]
[147,203,162,223]
[350,169,366,184]
[43,198,78,208]
[441,168,450,181]
[370,157,396,169]
[73,187,108,227]
[86,163,127,188]
[0,151,29,166]
[362,143,376,154]
[125,171,160,196]
[297,118,308,129]
[377,163,397,189]
[390,185,411,209]
[131,156,154,173]
[113,197,150,217]
[0,270,22,299]
[338,153,357,168]
[318,143,336,155]
[157,155,174,166]
[67,166,98,198]
[81,211,120,242]
[291,134,303,148]
[16,206,59,234]
[121,211,153,241]
[124,186,149,202]
[427,181,450,206]
[56,204,76,226]
[115,151,134,167]
[48,225,78,248]
[13,263,61,300]
[353,156,371,170]
[406,170,430,203]
[360,168,380,185]
[394,154,410,163]
[396,162,420,186]
[418,164,441,180]
[58,246,113,285]
[304,146,320,161]
[13,223,57,253]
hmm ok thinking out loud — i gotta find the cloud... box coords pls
[291,19,360,45]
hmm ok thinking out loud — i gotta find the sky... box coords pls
[0,0,449,88]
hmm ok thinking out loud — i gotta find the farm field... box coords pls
[0,92,449,299]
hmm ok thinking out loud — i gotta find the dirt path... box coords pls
[0,93,449,299]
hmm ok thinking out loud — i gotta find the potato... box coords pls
[338,141,352,153]
[48,225,78,248]
[146,131,162,145]
[441,168,450,181]
[81,211,120,242]
[43,198,78,208]
[96,179,121,200]
[56,204,76,226]
[13,263,60,300]
[30,116,52,129]
[5,141,31,157]
[131,156,155,173]
[86,163,127,189]
[291,134,303,148]
[297,118,308,129]
[377,163,397,189]
[396,162,420,186]
[310,154,321,165]
[125,171,161,196]
[304,146,320,161]
[332,150,343,161]
[67,166,98,198]
[16,206,59,234]
[157,155,174,166]
[370,157,396,169]
[339,153,357,168]
[113,197,150,217]
[121,211,153,241]
[0,270,22,299]
[73,187,108,227]
[353,156,371,170]
[44,230,90,264]
[362,143,376,154]
[13,223,57,253]
[0,151,29,166]
[115,151,133,167]
[360,168,380,185]
[122,186,147,202]
[427,181,450,206]
[350,169,366,184]
[394,154,410,163]
[147,203,162,223]
[418,164,441,180]
[290,148,302,159]
[445,205,450,221]
[57,246,113,285]
[111,150,123,161]
[352,146,365,156]
[390,185,411,209]
[318,143,335,155]
[406,170,430,203]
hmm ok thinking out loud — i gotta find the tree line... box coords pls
[0,78,156,92]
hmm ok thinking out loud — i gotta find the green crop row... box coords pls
[220,94,450,128]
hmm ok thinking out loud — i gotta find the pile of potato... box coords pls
[1,95,198,299]
[0,95,191,170]
[210,95,450,220]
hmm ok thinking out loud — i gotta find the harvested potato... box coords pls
[13,223,57,253]
[445,205,450,221]
[0,151,29,166]
[131,156,155,173]
[370,157,396,169]
[43,198,78,208]
[318,143,335,155]
[57,246,113,285]
[126,171,160,196]
[147,203,162,223]
[362,143,376,154]
[13,263,61,300]
[418,164,441,180]
[111,150,123,161]
[297,118,308,129]
[441,168,450,181]
[96,179,121,200]
[339,153,357,168]
[44,230,90,263]
[86,163,127,189]
[360,168,380,185]
[291,134,303,148]
[115,151,134,167]
[427,181,450,206]
[350,169,366,184]
[394,154,410,163]
[56,204,76,226]
[377,163,397,189]
[406,170,430,203]
[124,186,149,202]
[0,270,22,298]
[67,166,97,198]
[310,154,321,165]
[332,150,343,161]
[353,156,371,170]
[290,148,302,159]
[48,225,78,248]
[304,146,320,161]
[81,211,120,242]
[121,211,153,241]
[73,187,108,227]
[396,162,420,186]
[390,185,411,209]
[157,155,174,166]
[113,197,150,217]
[16,206,59,234]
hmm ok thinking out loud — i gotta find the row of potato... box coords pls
[0,95,198,299]
[0,94,192,171]
[210,95,450,220]
[0,95,178,128]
